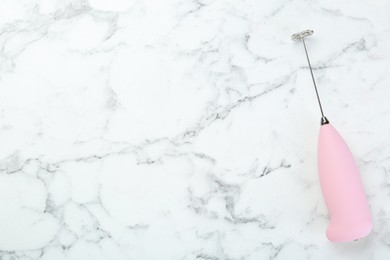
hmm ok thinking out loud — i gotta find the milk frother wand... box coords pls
[291,29,372,242]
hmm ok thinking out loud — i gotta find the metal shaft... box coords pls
[291,29,329,125]
[301,38,326,119]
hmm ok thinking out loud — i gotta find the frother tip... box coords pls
[291,29,314,41]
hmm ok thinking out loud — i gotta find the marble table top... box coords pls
[0,0,389,259]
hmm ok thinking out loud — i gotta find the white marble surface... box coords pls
[0,0,390,259]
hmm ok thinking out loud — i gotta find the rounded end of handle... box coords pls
[326,219,372,242]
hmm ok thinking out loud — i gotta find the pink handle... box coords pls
[318,124,372,242]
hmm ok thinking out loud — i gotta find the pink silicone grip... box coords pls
[318,124,372,242]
